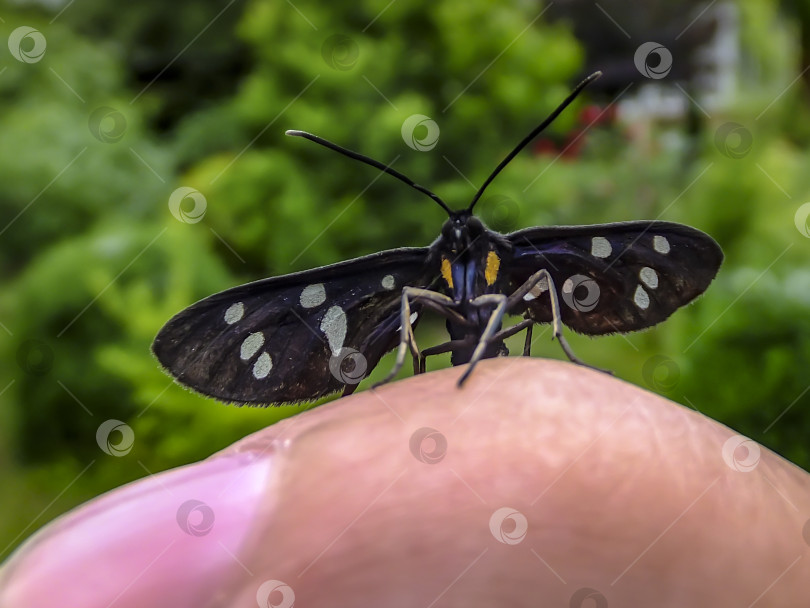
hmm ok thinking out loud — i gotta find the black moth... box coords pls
[153,72,723,405]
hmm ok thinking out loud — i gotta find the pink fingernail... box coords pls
[0,451,276,608]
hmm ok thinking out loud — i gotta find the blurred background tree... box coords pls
[1,0,809,557]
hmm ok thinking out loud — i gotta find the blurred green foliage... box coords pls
[1,0,809,557]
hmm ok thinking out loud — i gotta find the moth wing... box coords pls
[152,248,430,405]
[507,221,723,335]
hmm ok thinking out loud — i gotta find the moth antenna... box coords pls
[286,130,454,216]
[466,71,602,213]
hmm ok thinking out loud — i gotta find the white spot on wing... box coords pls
[591,236,612,258]
[562,278,574,294]
[300,283,326,308]
[320,306,347,356]
[224,302,244,324]
[634,285,650,310]
[240,332,264,360]
[523,277,549,301]
[381,274,395,290]
[640,267,658,289]
[653,235,670,254]
[253,352,272,379]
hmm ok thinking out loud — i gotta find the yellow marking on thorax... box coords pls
[485,250,500,285]
[441,257,453,288]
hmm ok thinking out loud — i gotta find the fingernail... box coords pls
[0,451,277,608]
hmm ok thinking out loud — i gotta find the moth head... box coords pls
[441,213,486,255]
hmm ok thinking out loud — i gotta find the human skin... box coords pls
[1,358,808,607]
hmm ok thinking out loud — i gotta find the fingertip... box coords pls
[230,359,810,606]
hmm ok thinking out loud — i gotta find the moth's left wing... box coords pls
[506,221,723,335]
[152,247,430,405]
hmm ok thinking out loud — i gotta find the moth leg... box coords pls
[404,293,422,376]
[342,383,359,398]
[487,318,534,344]
[418,337,476,374]
[419,316,528,375]
[456,317,534,377]
[410,293,473,374]
[408,291,471,326]
[509,269,610,374]
[458,293,509,386]
[505,268,552,308]
[522,323,533,356]
[374,287,459,388]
